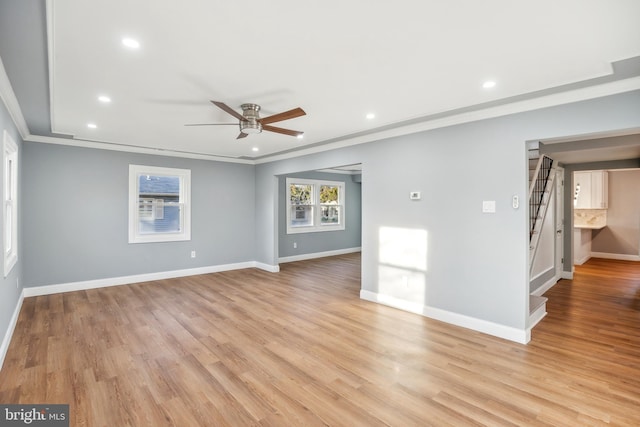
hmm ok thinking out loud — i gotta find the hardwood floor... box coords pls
[1,254,639,426]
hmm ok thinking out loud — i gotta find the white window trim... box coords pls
[128,164,191,244]
[286,177,345,234]
[3,130,18,277]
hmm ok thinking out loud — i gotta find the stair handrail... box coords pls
[528,155,547,201]
[529,155,554,241]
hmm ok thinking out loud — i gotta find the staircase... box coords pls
[527,144,555,328]
[529,155,555,265]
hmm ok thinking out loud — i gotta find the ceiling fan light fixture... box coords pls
[205,101,306,139]
[240,121,262,134]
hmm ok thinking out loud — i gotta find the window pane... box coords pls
[290,184,312,205]
[320,185,338,204]
[138,203,182,234]
[290,205,314,227]
[320,205,340,225]
[138,175,181,234]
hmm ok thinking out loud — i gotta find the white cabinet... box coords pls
[574,171,608,209]
[591,171,608,208]
[574,172,591,209]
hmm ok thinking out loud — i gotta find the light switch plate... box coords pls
[482,200,496,213]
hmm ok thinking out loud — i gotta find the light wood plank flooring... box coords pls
[1,254,639,426]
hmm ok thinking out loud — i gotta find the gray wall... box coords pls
[591,169,640,255]
[3,88,640,347]
[23,142,256,287]
[278,171,361,258]
[255,90,640,333]
[0,96,23,349]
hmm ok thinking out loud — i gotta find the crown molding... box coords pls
[255,77,640,164]
[4,46,640,166]
[24,134,255,164]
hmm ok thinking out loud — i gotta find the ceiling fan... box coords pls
[186,101,306,139]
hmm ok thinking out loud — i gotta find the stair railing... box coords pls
[529,155,555,267]
[529,156,553,239]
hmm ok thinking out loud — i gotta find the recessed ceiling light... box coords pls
[98,95,111,103]
[87,123,97,129]
[482,80,496,89]
[122,37,140,49]
[297,134,304,139]
[252,147,259,152]
[366,113,375,120]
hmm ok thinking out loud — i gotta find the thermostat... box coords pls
[410,191,421,200]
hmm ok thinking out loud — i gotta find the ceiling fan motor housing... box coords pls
[240,104,262,134]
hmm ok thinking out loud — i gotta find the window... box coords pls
[128,165,191,243]
[3,130,18,277]
[286,178,345,234]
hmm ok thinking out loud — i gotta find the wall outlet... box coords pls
[293,242,297,249]
[191,250,196,258]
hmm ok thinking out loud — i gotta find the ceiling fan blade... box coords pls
[236,132,249,139]
[263,124,304,137]
[259,107,306,125]
[211,101,246,121]
[184,123,238,126]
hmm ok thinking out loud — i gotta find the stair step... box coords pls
[529,295,548,315]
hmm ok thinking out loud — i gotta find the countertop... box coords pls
[574,224,607,230]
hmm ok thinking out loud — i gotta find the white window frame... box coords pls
[3,130,18,277]
[128,164,191,244]
[286,177,345,234]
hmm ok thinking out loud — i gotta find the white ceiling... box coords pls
[47,0,640,160]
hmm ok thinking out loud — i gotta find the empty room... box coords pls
[1,1,640,425]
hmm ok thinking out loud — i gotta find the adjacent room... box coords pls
[1,1,639,425]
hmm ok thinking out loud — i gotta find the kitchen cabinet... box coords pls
[574,171,608,209]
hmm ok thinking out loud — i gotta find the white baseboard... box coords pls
[278,247,361,264]
[359,290,529,344]
[0,289,24,371]
[590,252,640,262]
[254,262,280,273]
[561,271,574,280]
[575,254,591,265]
[23,261,275,298]
[531,276,559,296]
[528,305,547,330]
[529,266,554,283]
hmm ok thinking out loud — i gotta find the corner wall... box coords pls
[0,93,23,368]
[256,90,640,343]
